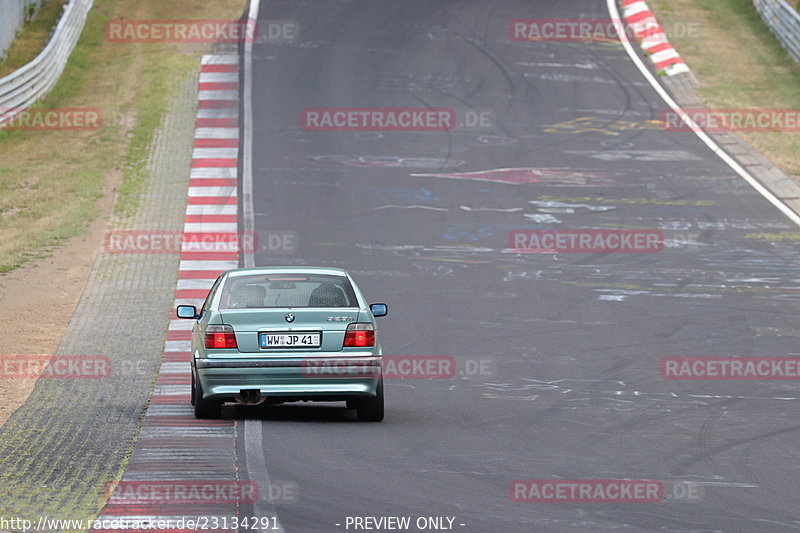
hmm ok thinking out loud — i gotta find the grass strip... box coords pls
[0,0,244,274]
[648,0,800,179]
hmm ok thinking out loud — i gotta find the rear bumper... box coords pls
[194,356,382,400]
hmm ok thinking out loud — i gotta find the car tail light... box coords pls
[206,325,238,349]
[344,323,375,347]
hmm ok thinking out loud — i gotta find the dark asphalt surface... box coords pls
[231,1,800,531]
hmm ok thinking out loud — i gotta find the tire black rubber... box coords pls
[193,371,222,419]
[356,378,384,422]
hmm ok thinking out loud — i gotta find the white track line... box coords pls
[240,0,284,530]
[242,0,257,269]
[607,0,800,227]
[244,419,285,532]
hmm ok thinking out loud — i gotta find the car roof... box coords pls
[223,266,349,278]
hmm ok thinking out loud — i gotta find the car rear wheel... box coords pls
[193,371,222,419]
[190,369,196,406]
[356,379,384,422]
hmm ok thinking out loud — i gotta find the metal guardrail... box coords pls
[754,0,800,63]
[0,0,93,127]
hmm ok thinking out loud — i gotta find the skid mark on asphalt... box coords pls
[515,61,598,69]
[542,116,664,135]
[371,186,440,203]
[411,167,621,186]
[343,232,800,303]
[565,150,703,162]
[374,204,449,211]
[466,379,800,408]
[460,205,524,212]
[529,200,616,213]
[523,213,562,223]
[307,154,465,168]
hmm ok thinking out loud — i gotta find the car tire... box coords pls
[193,372,222,419]
[356,378,384,422]
[190,368,196,406]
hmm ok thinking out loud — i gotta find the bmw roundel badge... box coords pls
[285,313,295,323]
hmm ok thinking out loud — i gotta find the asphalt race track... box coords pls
[228,1,800,531]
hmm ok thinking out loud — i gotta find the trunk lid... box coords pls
[220,308,361,353]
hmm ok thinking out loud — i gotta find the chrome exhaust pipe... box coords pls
[235,389,266,405]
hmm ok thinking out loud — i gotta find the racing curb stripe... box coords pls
[195,127,239,138]
[187,196,238,205]
[169,320,194,330]
[200,64,237,72]
[166,331,192,341]
[199,81,239,91]
[179,252,239,261]
[183,223,238,233]
[177,278,217,289]
[185,214,238,222]
[197,99,238,108]
[620,0,690,76]
[190,167,237,178]
[192,147,239,158]
[188,178,237,187]
[196,117,239,127]
[194,138,240,148]
[187,187,237,197]
[178,269,228,278]
[95,53,243,530]
[190,158,238,168]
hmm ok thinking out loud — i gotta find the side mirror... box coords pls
[369,303,388,317]
[177,305,199,319]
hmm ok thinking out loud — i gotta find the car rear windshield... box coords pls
[219,274,358,309]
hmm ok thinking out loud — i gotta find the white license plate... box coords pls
[260,332,321,348]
